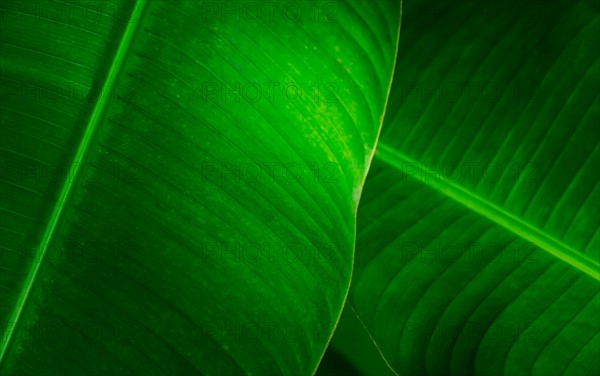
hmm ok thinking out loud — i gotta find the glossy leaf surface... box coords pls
[0,1,400,374]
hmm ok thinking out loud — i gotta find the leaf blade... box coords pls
[351,0,600,374]
[0,0,401,374]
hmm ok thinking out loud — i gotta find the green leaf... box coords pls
[0,0,400,374]
[350,0,600,375]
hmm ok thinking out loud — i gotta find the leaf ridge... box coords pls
[374,142,600,281]
[0,0,149,364]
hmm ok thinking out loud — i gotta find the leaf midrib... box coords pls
[0,0,148,364]
[374,142,600,281]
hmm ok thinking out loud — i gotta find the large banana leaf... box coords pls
[349,0,600,375]
[0,0,400,374]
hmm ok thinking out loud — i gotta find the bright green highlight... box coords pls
[0,1,400,374]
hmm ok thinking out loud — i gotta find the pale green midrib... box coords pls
[0,0,148,364]
[375,142,600,281]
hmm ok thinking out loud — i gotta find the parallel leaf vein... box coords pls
[374,142,600,281]
[0,0,149,364]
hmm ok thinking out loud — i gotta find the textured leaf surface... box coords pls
[0,0,400,374]
[350,0,600,375]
